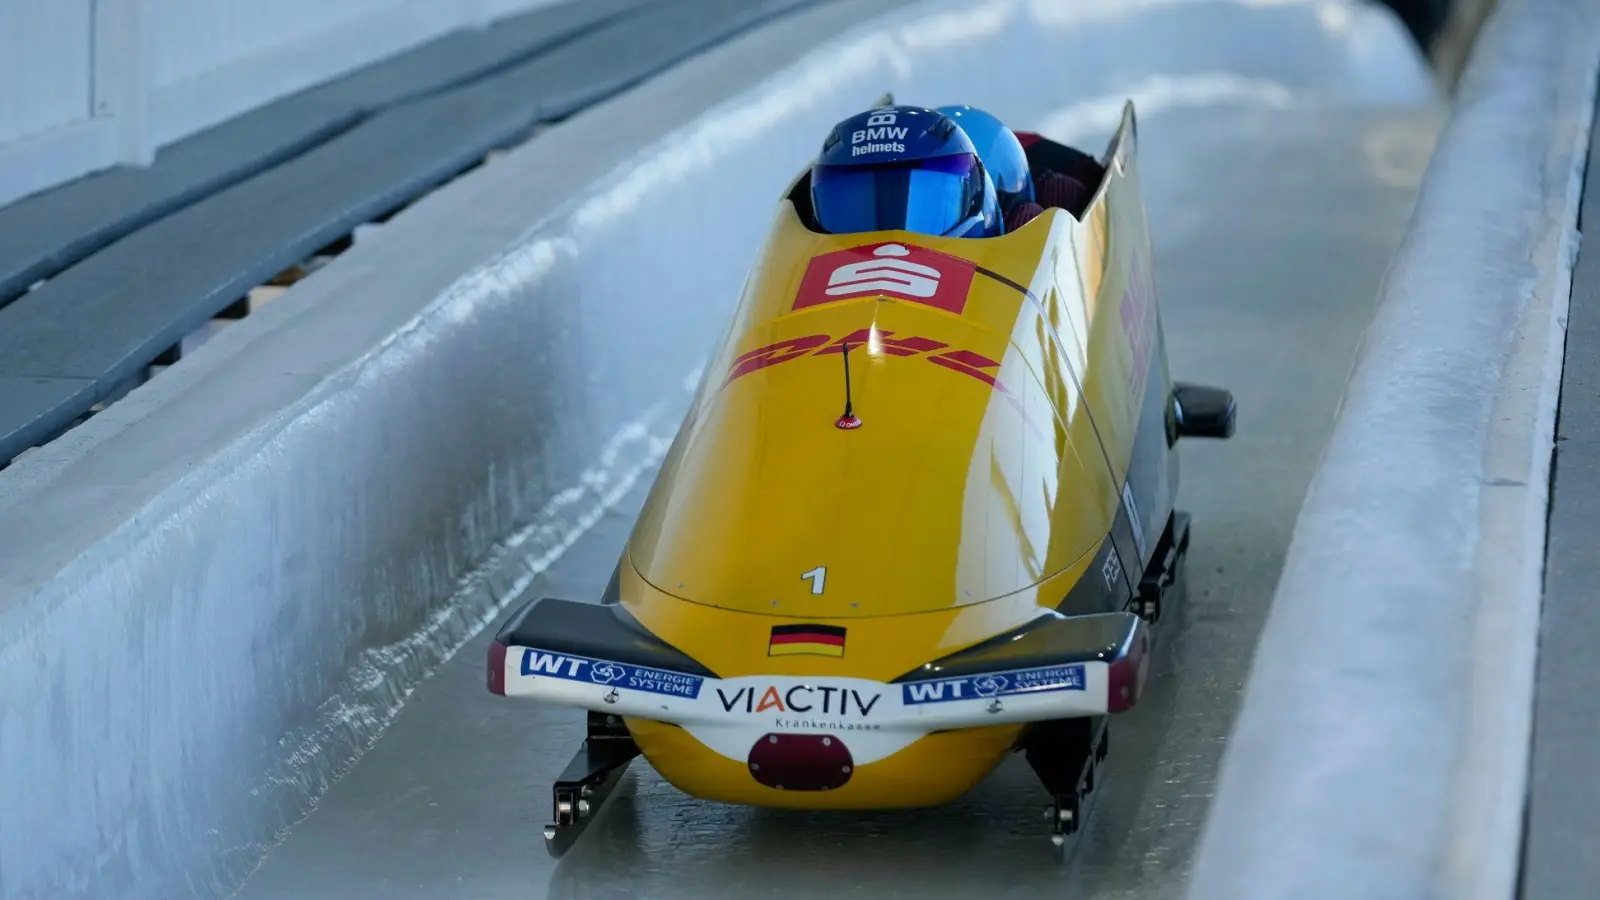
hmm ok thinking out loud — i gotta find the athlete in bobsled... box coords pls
[487,94,1237,861]
[809,103,1105,239]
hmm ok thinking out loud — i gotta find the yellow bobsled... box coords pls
[487,102,1235,857]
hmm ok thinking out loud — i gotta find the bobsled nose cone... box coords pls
[747,733,854,791]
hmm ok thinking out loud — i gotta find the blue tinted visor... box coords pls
[812,153,982,236]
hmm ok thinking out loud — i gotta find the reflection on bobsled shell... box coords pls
[486,99,1236,861]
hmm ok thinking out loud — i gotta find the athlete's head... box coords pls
[933,105,1034,210]
[810,105,1002,239]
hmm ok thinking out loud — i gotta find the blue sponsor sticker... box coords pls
[901,663,1086,705]
[519,649,704,700]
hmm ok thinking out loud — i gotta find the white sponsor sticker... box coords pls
[503,647,1111,765]
[1123,483,1146,557]
[1102,551,1120,591]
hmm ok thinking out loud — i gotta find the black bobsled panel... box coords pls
[0,0,827,464]
[892,612,1143,683]
[0,0,648,309]
[496,597,717,678]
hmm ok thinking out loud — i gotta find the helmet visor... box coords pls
[812,153,982,236]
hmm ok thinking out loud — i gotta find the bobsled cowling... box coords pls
[489,103,1233,839]
[490,595,1150,762]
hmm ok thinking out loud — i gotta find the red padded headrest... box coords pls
[1005,201,1046,231]
[1035,172,1089,213]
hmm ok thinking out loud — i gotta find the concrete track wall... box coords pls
[0,0,577,208]
[1187,0,1600,898]
[0,1,1433,898]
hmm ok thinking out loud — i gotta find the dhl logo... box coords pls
[723,328,1006,391]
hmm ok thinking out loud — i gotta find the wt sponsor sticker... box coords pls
[900,663,1087,705]
[518,649,704,700]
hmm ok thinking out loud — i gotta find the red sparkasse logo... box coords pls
[793,242,976,314]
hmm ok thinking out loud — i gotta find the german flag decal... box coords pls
[768,623,847,658]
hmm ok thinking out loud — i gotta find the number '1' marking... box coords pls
[801,566,826,595]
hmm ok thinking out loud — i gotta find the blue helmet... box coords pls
[933,105,1034,208]
[810,105,1002,239]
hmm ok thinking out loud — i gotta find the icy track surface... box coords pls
[230,12,1442,900]
[227,113,1444,900]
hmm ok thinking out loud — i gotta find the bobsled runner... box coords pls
[487,100,1235,859]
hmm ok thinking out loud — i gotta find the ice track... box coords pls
[229,10,1444,899]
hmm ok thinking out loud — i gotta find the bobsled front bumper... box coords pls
[488,596,1150,771]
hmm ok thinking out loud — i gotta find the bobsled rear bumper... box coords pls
[488,597,1150,746]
